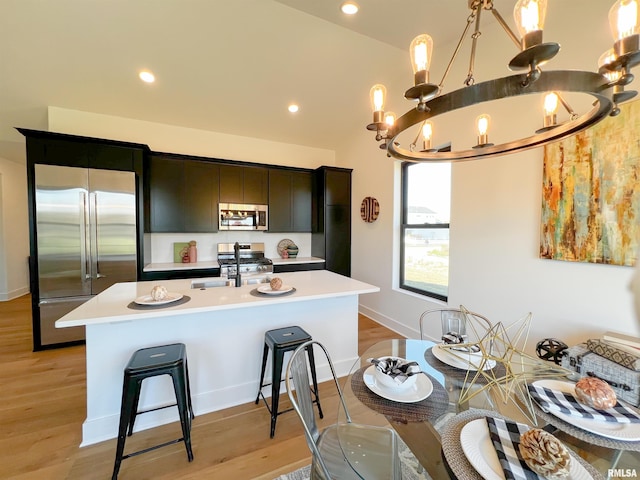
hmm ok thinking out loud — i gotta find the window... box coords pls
[400,162,451,301]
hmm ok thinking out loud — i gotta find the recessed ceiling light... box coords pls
[139,70,155,83]
[288,104,299,113]
[341,1,359,15]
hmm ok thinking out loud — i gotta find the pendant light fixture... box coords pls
[367,0,640,162]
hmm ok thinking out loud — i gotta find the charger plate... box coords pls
[363,365,433,403]
[440,409,604,480]
[531,379,640,441]
[460,418,591,480]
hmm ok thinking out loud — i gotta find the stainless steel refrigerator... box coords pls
[33,164,137,347]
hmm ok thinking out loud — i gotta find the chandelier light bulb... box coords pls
[610,0,639,41]
[598,49,622,83]
[598,49,617,68]
[410,34,434,85]
[370,84,387,125]
[514,0,548,49]
[476,114,491,146]
[543,92,559,116]
[370,84,386,112]
[384,112,396,129]
[543,92,559,129]
[422,121,433,151]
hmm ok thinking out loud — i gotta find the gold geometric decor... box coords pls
[540,99,640,266]
[445,306,571,425]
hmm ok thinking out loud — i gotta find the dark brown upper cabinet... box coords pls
[268,169,312,232]
[147,154,219,233]
[219,164,268,204]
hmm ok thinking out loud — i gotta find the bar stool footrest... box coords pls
[122,437,188,460]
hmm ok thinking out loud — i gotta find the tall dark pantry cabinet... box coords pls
[312,166,352,277]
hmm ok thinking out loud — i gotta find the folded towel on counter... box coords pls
[528,384,640,424]
[485,417,541,480]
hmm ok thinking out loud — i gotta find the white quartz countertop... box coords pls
[271,256,324,265]
[56,270,379,328]
[143,261,220,272]
[143,257,324,271]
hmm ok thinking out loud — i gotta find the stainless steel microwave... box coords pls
[219,203,268,231]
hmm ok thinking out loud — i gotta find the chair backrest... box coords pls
[419,307,492,342]
[285,340,350,479]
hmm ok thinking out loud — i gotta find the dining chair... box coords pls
[285,340,402,480]
[419,307,492,343]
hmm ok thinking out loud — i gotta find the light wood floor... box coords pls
[0,294,398,480]
[2,295,638,479]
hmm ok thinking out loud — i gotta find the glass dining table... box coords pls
[337,339,639,480]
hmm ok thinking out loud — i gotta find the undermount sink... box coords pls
[191,276,271,289]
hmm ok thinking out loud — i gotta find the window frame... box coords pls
[399,161,450,302]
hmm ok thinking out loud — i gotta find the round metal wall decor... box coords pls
[360,196,380,223]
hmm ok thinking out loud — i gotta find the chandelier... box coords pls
[367,0,640,162]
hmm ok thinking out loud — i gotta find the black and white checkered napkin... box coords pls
[528,384,640,424]
[485,417,541,480]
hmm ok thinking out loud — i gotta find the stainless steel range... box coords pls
[217,242,273,278]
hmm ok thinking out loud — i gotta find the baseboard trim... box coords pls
[0,286,30,302]
[358,304,421,339]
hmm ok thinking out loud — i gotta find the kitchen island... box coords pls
[56,270,379,446]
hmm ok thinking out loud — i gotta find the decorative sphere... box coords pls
[536,338,568,365]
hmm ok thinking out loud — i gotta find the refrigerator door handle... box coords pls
[80,191,91,280]
[90,192,106,279]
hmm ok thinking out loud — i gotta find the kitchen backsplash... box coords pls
[149,232,312,263]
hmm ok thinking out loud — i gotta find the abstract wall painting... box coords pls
[540,99,640,266]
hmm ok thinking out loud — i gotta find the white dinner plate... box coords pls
[362,365,433,403]
[134,292,183,305]
[257,284,293,295]
[532,379,640,441]
[431,344,496,371]
[460,418,591,480]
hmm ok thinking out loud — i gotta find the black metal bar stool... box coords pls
[255,326,323,438]
[112,343,195,479]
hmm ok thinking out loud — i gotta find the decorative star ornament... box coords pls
[439,305,571,425]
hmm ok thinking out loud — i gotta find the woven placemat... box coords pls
[424,347,506,386]
[127,295,191,310]
[351,367,448,424]
[440,409,605,480]
[516,390,640,452]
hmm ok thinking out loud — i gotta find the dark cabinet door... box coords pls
[291,170,312,232]
[148,156,185,232]
[148,156,220,233]
[219,165,244,203]
[325,168,351,205]
[40,139,90,168]
[184,162,219,232]
[268,170,292,231]
[219,164,268,204]
[89,144,134,171]
[312,166,352,276]
[243,166,268,204]
[325,205,351,276]
[268,169,312,232]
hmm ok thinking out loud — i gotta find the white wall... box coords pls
[345,0,640,352]
[48,107,335,168]
[0,156,29,300]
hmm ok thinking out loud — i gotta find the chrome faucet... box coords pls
[234,241,242,287]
